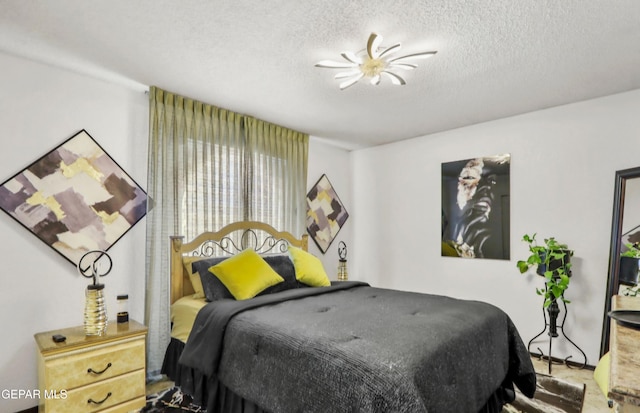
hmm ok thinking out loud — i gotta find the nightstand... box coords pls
[34,320,147,413]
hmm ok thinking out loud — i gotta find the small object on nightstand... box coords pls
[117,294,129,323]
[51,334,66,343]
[78,250,112,336]
[337,241,348,281]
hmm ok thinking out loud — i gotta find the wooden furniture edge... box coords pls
[34,320,147,356]
[608,295,640,407]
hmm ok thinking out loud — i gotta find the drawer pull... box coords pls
[87,362,112,375]
[87,392,112,405]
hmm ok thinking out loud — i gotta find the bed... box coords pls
[163,221,536,413]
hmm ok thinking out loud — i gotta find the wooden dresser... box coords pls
[609,295,640,412]
[34,320,147,413]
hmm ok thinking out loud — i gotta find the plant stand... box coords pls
[527,296,588,374]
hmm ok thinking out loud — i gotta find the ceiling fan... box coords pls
[315,32,437,90]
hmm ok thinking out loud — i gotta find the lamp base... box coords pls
[84,284,107,336]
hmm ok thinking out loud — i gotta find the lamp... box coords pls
[78,250,112,336]
[337,241,348,281]
[315,32,437,90]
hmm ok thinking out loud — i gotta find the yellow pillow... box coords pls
[182,256,206,299]
[593,352,610,398]
[288,246,331,287]
[209,249,284,300]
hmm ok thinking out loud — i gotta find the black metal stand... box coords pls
[527,296,588,374]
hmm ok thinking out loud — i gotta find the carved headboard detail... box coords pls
[169,221,308,304]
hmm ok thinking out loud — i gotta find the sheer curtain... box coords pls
[244,116,308,234]
[145,87,308,374]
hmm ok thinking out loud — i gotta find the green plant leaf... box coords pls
[519,232,572,306]
[527,254,541,265]
[517,261,529,273]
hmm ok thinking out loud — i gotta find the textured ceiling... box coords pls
[1,1,639,148]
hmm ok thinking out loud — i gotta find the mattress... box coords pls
[170,294,207,342]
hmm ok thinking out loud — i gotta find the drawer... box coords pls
[43,338,144,390]
[45,369,145,413]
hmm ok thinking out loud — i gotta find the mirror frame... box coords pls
[600,166,640,357]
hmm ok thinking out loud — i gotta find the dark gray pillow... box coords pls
[196,253,304,301]
[260,254,299,293]
[192,257,232,301]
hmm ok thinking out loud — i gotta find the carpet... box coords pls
[140,374,584,413]
[502,373,586,413]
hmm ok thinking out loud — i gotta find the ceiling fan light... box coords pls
[316,32,436,90]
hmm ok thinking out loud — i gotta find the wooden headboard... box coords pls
[170,221,308,304]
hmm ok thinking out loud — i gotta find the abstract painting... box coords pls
[306,174,349,254]
[441,154,510,260]
[0,130,147,267]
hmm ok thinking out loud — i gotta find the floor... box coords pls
[529,357,612,413]
[142,357,613,412]
[145,377,174,396]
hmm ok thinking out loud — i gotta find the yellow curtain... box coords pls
[145,86,308,373]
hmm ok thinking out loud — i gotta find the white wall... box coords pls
[307,137,352,279]
[0,52,148,412]
[351,89,640,366]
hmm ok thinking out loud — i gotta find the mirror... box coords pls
[600,166,640,357]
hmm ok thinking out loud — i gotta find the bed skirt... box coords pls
[162,338,268,413]
[162,337,511,413]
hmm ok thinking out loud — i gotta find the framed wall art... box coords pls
[306,174,349,254]
[441,154,510,260]
[0,129,147,267]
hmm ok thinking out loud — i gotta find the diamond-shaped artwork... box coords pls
[0,129,147,267]
[306,174,349,254]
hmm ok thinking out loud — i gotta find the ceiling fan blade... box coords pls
[388,51,437,63]
[315,60,359,69]
[341,51,362,64]
[378,43,401,59]
[382,71,406,86]
[339,73,364,90]
[367,33,383,59]
[335,69,363,79]
[388,62,418,70]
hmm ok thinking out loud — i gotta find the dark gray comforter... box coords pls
[180,282,535,413]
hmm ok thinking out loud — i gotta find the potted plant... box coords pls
[619,242,640,286]
[517,233,573,308]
